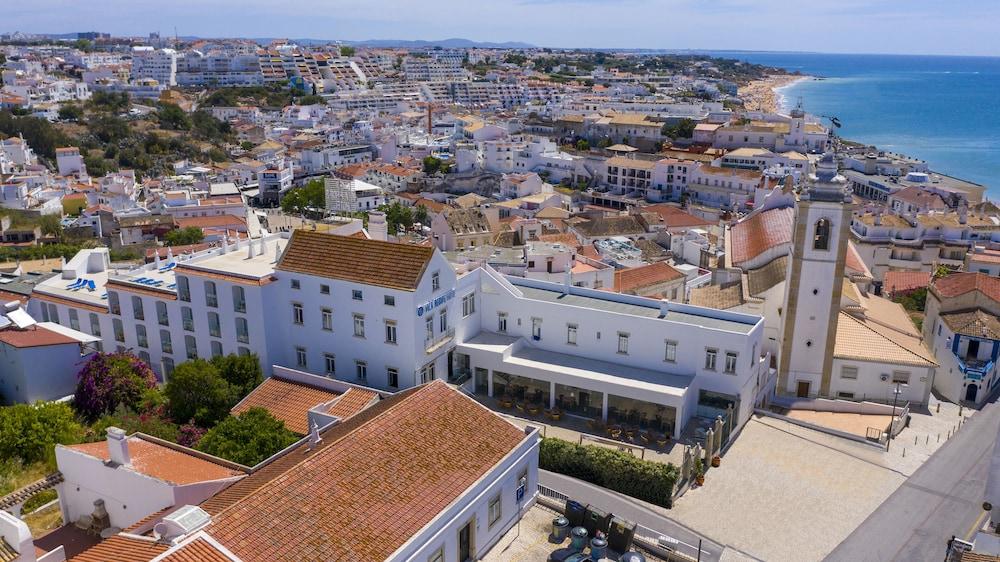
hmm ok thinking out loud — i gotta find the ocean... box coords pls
[704,52,1000,196]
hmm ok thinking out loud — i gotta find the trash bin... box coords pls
[590,537,608,560]
[551,516,570,542]
[570,526,588,552]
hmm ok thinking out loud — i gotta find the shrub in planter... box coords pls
[539,437,678,508]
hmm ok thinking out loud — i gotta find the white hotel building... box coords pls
[31,230,768,438]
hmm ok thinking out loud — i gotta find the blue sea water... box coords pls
[704,52,1000,195]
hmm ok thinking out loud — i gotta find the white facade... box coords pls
[130,47,177,87]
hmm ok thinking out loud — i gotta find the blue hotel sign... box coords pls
[417,289,456,316]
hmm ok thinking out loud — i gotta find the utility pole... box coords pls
[887,381,901,452]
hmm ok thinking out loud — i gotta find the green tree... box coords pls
[597,137,613,149]
[377,201,414,233]
[72,39,93,52]
[423,156,442,174]
[163,227,205,247]
[58,104,83,121]
[575,139,590,151]
[38,214,63,241]
[74,352,158,422]
[164,359,232,427]
[0,402,82,465]
[90,405,180,443]
[240,141,254,151]
[158,103,191,130]
[280,179,325,214]
[196,408,297,466]
[413,204,429,225]
[339,46,356,57]
[210,353,263,402]
[297,95,325,106]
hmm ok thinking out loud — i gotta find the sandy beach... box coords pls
[739,74,810,113]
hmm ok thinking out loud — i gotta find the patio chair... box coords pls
[86,280,96,291]
[65,278,83,290]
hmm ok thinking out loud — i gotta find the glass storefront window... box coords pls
[493,372,550,406]
[608,394,676,435]
[554,383,603,419]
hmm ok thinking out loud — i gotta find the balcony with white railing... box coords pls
[425,327,455,354]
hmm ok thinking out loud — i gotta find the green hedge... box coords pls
[539,437,678,508]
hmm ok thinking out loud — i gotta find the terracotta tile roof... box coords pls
[67,534,168,562]
[0,325,77,348]
[571,215,646,238]
[231,376,340,435]
[845,241,871,278]
[941,309,1000,340]
[160,537,231,562]
[325,387,379,419]
[639,204,713,229]
[613,262,684,293]
[444,207,492,235]
[933,272,1000,304]
[205,381,527,562]
[969,249,1000,265]
[835,311,936,367]
[174,215,247,230]
[883,270,932,296]
[747,255,788,296]
[277,230,434,291]
[688,283,743,309]
[539,232,579,247]
[65,437,245,485]
[729,207,793,266]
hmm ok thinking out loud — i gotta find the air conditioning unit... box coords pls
[880,374,889,382]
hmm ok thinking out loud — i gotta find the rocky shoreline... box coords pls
[738,74,809,113]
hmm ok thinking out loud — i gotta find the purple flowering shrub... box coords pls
[74,352,157,421]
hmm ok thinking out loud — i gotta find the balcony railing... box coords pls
[957,355,995,381]
[425,327,455,354]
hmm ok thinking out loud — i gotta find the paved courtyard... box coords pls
[667,415,905,562]
[783,409,892,438]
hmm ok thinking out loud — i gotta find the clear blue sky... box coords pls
[7,0,1000,56]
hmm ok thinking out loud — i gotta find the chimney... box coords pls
[247,238,256,259]
[106,427,130,466]
[368,211,388,241]
[308,420,322,450]
[659,298,670,317]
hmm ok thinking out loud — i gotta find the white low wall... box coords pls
[772,395,903,416]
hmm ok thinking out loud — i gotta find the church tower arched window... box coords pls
[814,218,831,250]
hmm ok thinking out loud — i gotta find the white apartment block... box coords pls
[324,176,386,213]
[35,231,769,441]
[130,47,177,86]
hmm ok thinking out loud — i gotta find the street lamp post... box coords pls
[887,381,901,452]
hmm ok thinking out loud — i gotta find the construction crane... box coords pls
[415,101,440,135]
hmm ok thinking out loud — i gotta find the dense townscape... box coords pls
[0,30,997,562]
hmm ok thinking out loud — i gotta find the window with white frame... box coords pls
[705,348,717,370]
[356,360,367,382]
[185,335,197,360]
[210,341,223,357]
[498,312,508,332]
[324,353,335,375]
[68,309,80,331]
[488,494,502,527]
[438,309,448,333]
[181,306,194,331]
[108,291,121,315]
[235,317,249,344]
[353,314,365,337]
[462,293,475,317]
[352,289,363,301]
[113,318,124,342]
[208,312,221,338]
[892,371,910,384]
[724,351,738,374]
[321,308,333,331]
[664,340,677,362]
[176,277,190,302]
[232,286,246,313]
[567,324,578,345]
[204,281,217,308]
[841,366,858,380]
[532,317,542,340]
[156,301,169,326]
[292,303,304,325]
[135,324,148,348]
[160,329,172,354]
[425,316,434,342]
[89,313,101,337]
[295,346,307,368]
[384,294,395,306]
[421,363,435,384]
[432,271,440,291]
[387,367,398,388]
[385,320,397,344]
[617,332,629,354]
[132,296,144,321]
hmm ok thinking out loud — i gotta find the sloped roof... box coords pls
[325,387,379,419]
[231,376,341,435]
[67,535,167,562]
[614,262,684,293]
[0,325,77,348]
[933,272,1000,304]
[729,207,793,266]
[640,204,713,229]
[205,381,527,562]
[845,241,872,279]
[835,311,936,367]
[159,538,231,562]
[747,255,787,296]
[572,215,646,238]
[941,310,1000,340]
[66,437,244,486]
[277,230,434,291]
[883,270,932,296]
[444,207,492,235]
[688,283,744,310]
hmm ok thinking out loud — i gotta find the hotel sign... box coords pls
[417,289,455,316]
